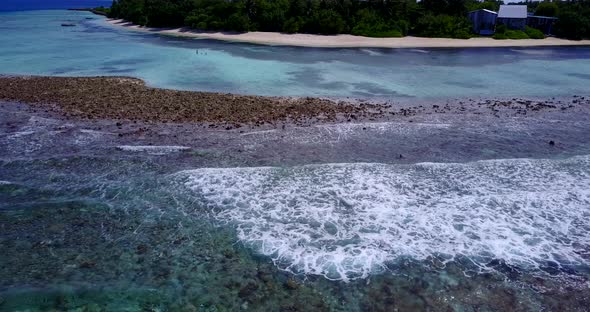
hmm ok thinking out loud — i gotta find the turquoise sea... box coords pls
[2,10,590,99]
[1,10,590,311]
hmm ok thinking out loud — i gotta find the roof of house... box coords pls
[469,9,498,15]
[498,5,527,19]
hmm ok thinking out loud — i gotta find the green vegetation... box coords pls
[535,2,559,17]
[93,6,111,15]
[525,26,545,39]
[108,0,474,38]
[414,14,472,39]
[467,0,501,12]
[492,25,544,40]
[554,9,590,40]
[107,0,590,40]
[493,28,528,40]
[350,9,405,38]
[512,0,590,40]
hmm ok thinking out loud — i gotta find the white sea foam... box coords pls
[0,180,13,185]
[175,156,590,281]
[117,145,190,155]
[80,129,115,136]
[360,48,384,56]
[316,121,450,134]
[240,129,278,137]
[239,121,450,146]
[510,49,554,56]
[6,131,35,139]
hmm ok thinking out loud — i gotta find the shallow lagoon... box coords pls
[2,10,590,98]
[1,9,590,311]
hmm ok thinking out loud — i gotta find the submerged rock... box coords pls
[285,279,299,290]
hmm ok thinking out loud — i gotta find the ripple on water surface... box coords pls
[174,155,590,281]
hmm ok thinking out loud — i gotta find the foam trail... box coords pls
[360,49,384,56]
[6,131,35,139]
[510,49,554,56]
[117,145,190,155]
[175,156,590,281]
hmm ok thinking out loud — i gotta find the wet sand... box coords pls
[107,19,590,49]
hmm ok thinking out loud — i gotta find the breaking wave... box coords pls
[174,155,590,281]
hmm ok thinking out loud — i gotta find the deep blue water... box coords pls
[0,0,111,12]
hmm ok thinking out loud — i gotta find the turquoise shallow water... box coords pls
[2,10,590,98]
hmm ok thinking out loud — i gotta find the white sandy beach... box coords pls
[106,18,590,48]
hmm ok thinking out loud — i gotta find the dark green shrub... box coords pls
[414,14,472,39]
[350,8,402,38]
[525,26,545,39]
[225,13,250,32]
[351,21,403,38]
[312,10,346,35]
[494,30,528,40]
[282,17,301,33]
[454,29,472,39]
[352,28,402,38]
[185,14,205,28]
[492,32,507,40]
[494,24,531,40]
[397,20,410,36]
[506,30,529,39]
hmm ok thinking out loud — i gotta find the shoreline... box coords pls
[105,18,590,49]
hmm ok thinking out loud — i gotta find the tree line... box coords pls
[106,0,590,40]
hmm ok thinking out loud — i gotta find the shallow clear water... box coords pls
[2,10,590,98]
[1,101,590,310]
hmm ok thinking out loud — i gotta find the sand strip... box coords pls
[105,18,590,49]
